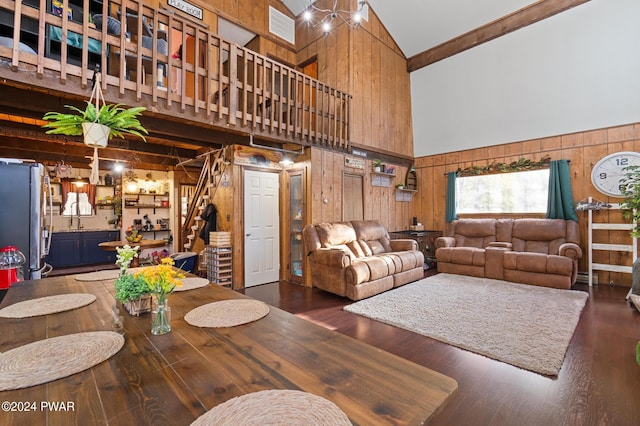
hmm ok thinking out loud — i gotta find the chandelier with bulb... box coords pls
[303,0,368,35]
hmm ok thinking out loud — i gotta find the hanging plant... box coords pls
[42,102,148,142]
[41,72,148,184]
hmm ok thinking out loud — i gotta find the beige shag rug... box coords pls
[0,331,124,391]
[190,390,351,425]
[0,293,96,318]
[175,277,210,292]
[185,299,269,328]
[344,273,589,376]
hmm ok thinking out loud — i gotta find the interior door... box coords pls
[244,169,280,287]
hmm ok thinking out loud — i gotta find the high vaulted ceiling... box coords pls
[282,0,538,58]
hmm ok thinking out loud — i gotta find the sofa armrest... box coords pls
[488,242,513,249]
[559,243,582,260]
[310,248,353,268]
[389,239,418,252]
[435,236,456,248]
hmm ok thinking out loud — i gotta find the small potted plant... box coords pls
[395,183,404,190]
[114,244,152,316]
[372,159,383,173]
[115,273,153,316]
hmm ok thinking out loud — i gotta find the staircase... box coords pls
[181,147,230,253]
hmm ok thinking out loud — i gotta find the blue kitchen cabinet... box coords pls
[47,230,120,268]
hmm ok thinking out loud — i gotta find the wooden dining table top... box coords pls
[0,274,457,425]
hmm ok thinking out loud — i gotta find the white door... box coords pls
[244,169,280,287]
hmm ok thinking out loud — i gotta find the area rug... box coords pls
[185,299,269,328]
[0,331,124,391]
[0,293,96,318]
[344,273,589,376]
[190,390,351,426]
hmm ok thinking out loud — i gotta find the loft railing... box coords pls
[0,0,351,149]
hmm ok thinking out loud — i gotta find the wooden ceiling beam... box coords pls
[407,0,591,72]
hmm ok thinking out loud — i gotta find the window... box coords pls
[456,169,550,214]
[62,192,94,216]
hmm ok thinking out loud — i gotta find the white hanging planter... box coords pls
[82,122,110,148]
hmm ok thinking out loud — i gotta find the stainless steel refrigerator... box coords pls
[0,159,52,280]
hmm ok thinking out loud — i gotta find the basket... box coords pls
[209,232,231,247]
[122,295,152,316]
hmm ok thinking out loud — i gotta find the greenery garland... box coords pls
[455,155,552,177]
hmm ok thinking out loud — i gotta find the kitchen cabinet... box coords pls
[47,230,120,268]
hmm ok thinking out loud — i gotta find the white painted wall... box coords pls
[411,0,640,157]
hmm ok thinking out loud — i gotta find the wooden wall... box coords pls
[309,148,414,232]
[413,122,640,287]
[295,1,413,157]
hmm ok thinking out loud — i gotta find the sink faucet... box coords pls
[68,201,82,230]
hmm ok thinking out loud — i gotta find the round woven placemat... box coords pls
[190,390,351,426]
[185,299,270,328]
[0,331,125,391]
[0,293,96,318]
[74,269,120,281]
[175,277,210,292]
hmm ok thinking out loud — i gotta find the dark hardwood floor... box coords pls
[4,266,638,425]
[241,275,640,426]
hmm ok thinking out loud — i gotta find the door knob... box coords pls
[246,233,251,237]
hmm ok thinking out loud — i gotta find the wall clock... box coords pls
[591,151,640,197]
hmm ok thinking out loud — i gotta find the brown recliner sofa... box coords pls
[302,220,425,300]
[436,218,582,289]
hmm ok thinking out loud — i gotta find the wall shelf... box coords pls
[371,172,395,188]
[395,188,417,202]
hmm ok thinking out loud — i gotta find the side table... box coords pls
[389,230,442,269]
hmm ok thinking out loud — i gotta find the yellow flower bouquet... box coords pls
[135,257,184,335]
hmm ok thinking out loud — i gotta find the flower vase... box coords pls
[151,294,171,335]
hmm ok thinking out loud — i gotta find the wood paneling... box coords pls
[413,122,640,287]
[295,0,413,157]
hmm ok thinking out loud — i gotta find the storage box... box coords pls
[409,225,424,231]
[209,232,231,247]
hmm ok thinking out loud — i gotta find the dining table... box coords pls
[0,273,458,425]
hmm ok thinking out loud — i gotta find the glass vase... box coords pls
[151,294,171,335]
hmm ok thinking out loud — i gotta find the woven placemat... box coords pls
[175,277,210,292]
[190,390,351,425]
[0,331,125,391]
[74,269,120,281]
[185,299,269,328]
[0,293,96,318]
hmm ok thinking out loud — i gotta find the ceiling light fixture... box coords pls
[303,0,368,35]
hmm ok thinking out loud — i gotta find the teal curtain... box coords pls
[446,171,458,222]
[546,160,578,221]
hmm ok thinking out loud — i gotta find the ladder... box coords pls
[181,148,229,252]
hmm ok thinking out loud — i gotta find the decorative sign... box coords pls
[167,0,203,20]
[351,149,367,157]
[345,157,364,170]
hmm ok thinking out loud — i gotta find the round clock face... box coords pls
[591,151,640,197]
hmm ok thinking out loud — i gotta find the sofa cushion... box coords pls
[347,241,366,258]
[438,247,485,266]
[352,220,393,252]
[316,222,357,247]
[510,219,569,254]
[503,252,573,276]
[453,219,497,248]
